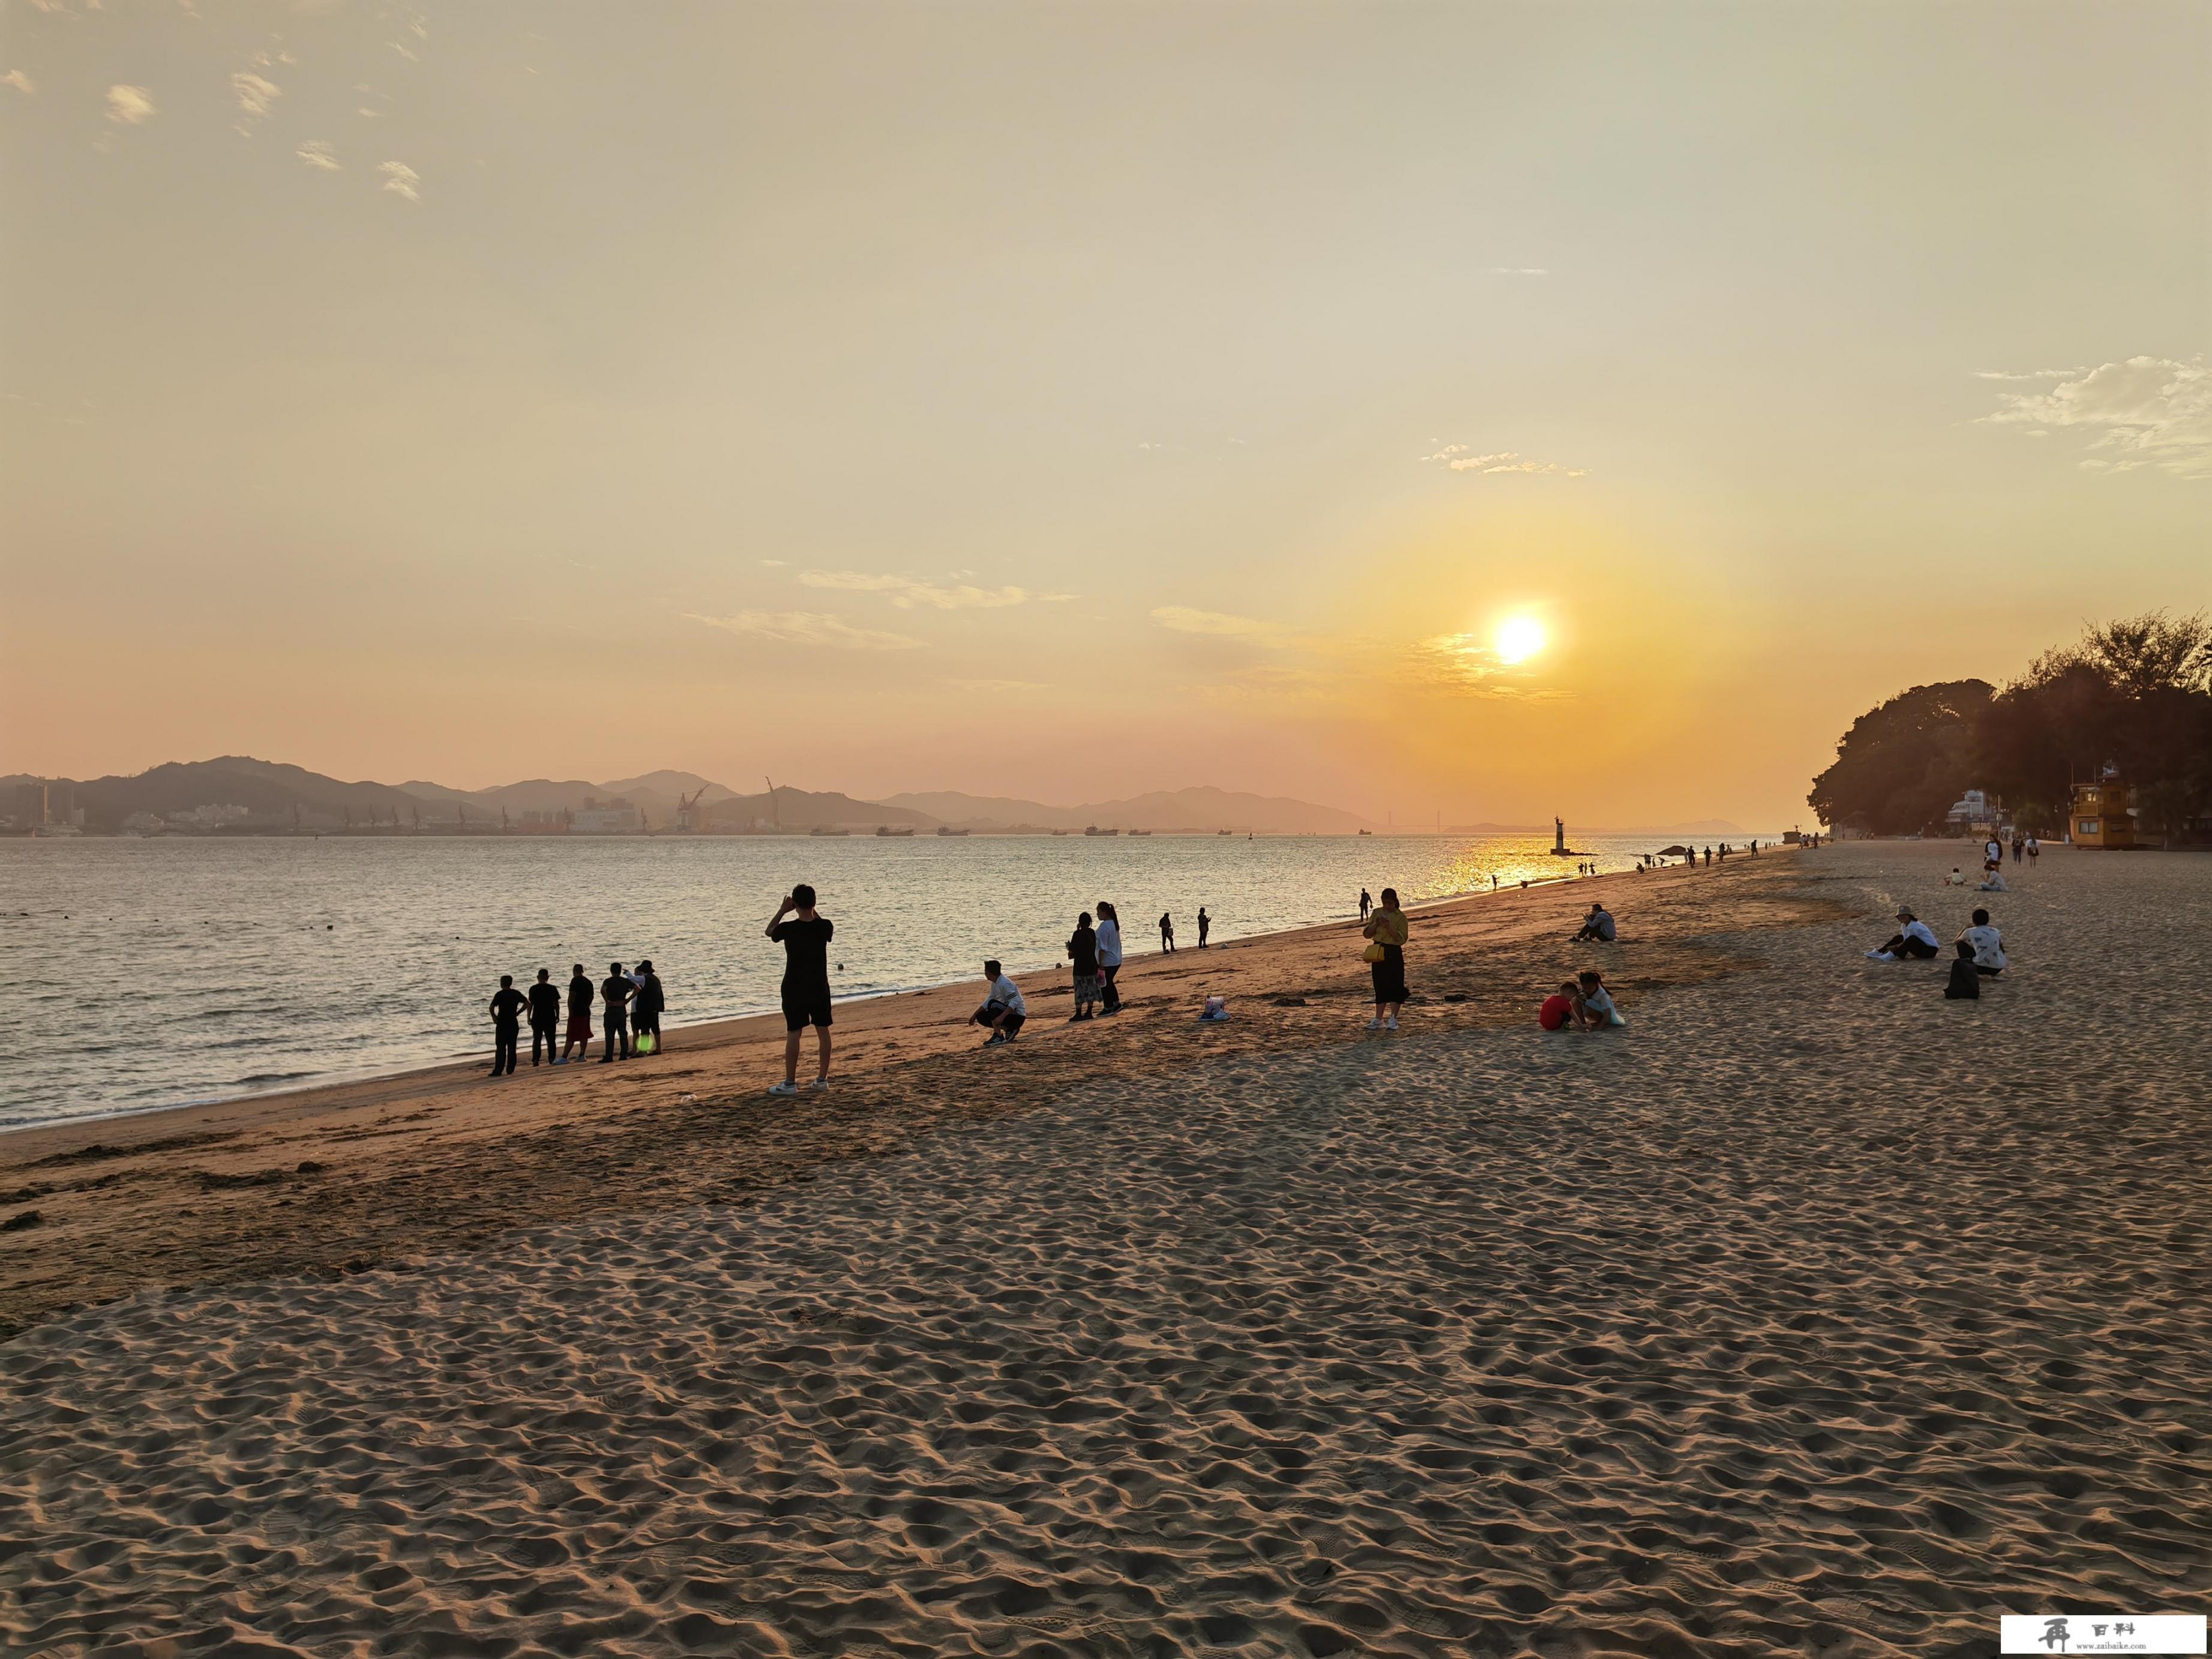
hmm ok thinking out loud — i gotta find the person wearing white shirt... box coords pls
[971,960,1027,1045]
[1867,908,1941,961]
[1959,909,2007,975]
[1093,900,1125,1014]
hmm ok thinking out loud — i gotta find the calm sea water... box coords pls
[0,831,1766,1128]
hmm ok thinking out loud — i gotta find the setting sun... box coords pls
[1494,615,1548,664]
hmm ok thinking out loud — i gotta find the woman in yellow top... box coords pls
[1361,887,1410,1031]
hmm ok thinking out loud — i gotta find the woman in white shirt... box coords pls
[1093,900,1124,1014]
[1867,908,1941,961]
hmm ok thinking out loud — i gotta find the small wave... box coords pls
[235,1070,317,1087]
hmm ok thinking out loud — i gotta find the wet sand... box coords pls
[4,843,2208,1657]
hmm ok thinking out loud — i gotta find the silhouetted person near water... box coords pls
[488,974,525,1076]
[632,959,664,1052]
[1159,911,1175,952]
[526,968,561,1066]
[767,885,834,1095]
[1197,906,1210,948]
[1067,912,1101,1020]
[1095,900,1124,1013]
[1359,888,1373,921]
[599,962,633,1062]
[561,963,592,1062]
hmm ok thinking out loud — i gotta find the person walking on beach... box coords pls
[1067,912,1102,1020]
[972,960,1027,1044]
[632,959,664,1052]
[526,968,562,1066]
[487,974,526,1075]
[598,962,633,1062]
[1359,888,1373,921]
[1703,846,1713,867]
[1095,900,1124,1014]
[766,885,834,1095]
[2010,831,2024,865]
[561,963,594,1062]
[1361,887,1409,1031]
[2026,834,2040,867]
[1197,906,1210,948]
[1159,911,1175,952]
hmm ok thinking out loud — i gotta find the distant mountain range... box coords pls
[10,756,1746,839]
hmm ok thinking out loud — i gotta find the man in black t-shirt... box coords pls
[765,884,834,1096]
[487,974,527,1076]
[561,964,594,1062]
[526,968,562,1066]
[599,962,633,1063]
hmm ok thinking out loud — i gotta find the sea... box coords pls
[0,830,1768,1130]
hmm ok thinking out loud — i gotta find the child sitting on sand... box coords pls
[972,961,1027,1046]
[1945,867,1968,886]
[1576,969,1624,1029]
[1538,981,1581,1031]
[1943,939,1981,1001]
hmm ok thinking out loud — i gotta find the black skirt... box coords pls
[1370,945,1408,1004]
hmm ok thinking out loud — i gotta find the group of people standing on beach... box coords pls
[485,960,666,1075]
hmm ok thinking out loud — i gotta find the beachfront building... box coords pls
[1944,788,2007,838]
[2070,771,2134,849]
[571,796,643,834]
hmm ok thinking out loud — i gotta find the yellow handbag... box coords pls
[1362,940,1387,963]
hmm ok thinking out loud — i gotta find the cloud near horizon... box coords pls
[1981,357,2211,478]
[1420,445,1588,477]
[1410,633,1569,699]
[1150,606,1296,646]
[688,610,924,652]
[799,571,1067,610]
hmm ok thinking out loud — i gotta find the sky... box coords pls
[4,0,2207,830]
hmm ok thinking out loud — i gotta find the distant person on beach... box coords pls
[1946,867,1968,887]
[1867,909,1940,962]
[632,959,664,1052]
[1158,911,1175,952]
[1572,902,1616,943]
[1067,912,1101,1020]
[1096,901,1124,1013]
[1538,980,1581,1031]
[1359,888,1373,920]
[1943,940,1982,1001]
[766,885,834,1095]
[561,963,593,1062]
[972,960,1027,1044]
[526,968,562,1066]
[1197,906,1210,948]
[1979,864,2009,893]
[2010,833,2024,865]
[1960,909,2007,975]
[1361,887,1409,1031]
[1576,969,1623,1029]
[2026,835,2040,865]
[1490,874,1499,891]
[488,974,526,1075]
[1703,846,1713,867]
[1985,836,2004,869]
[598,962,633,1062]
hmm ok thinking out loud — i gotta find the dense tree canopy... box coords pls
[1810,613,2212,839]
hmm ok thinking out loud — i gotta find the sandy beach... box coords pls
[5,842,2208,1657]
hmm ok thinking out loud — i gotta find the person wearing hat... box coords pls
[1866,908,1940,962]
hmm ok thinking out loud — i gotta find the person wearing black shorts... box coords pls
[599,962,633,1062]
[487,974,526,1075]
[766,884,833,1095]
[526,968,562,1065]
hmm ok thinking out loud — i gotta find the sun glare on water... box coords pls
[1494,615,1547,664]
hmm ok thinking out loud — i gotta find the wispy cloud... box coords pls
[2,71,34,96]
[1420,445,1588,478]
[1980,357,2211,478]
[1411,633,1565,697]
[296,140,340,171]
[377,160,421,201]
[1478,266,1550,275]
[800,571,1068,610]
[104,85,156,125]
[1151,606,1296,646]
[947,678,1047,694]
[231,70,281,125]
[688,611,924,652]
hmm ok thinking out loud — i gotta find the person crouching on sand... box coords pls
[1362,887,1409,1031]
[767,885,834,1096]
[972,960,1027,1045]
[1575,969,1623,1029]
[1067,912,1102,1020]
[1538,980,1582,1031]
[1095,901,1124,1013]
[1572,902,1615,943]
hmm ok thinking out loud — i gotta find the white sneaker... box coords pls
[768,1080,800,1097]
[807,1077,829,1091]
[1365,1018,1383,1031]
[1385,1018,1398,1031]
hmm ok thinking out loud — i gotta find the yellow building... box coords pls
[2070,774,2134,849]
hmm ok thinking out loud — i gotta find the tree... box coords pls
[1809,681,1992,834]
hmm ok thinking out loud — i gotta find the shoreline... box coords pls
[0,864,1620,1140]
[0,852,1827,1338]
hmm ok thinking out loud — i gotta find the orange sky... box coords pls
[5,2,2207,827]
